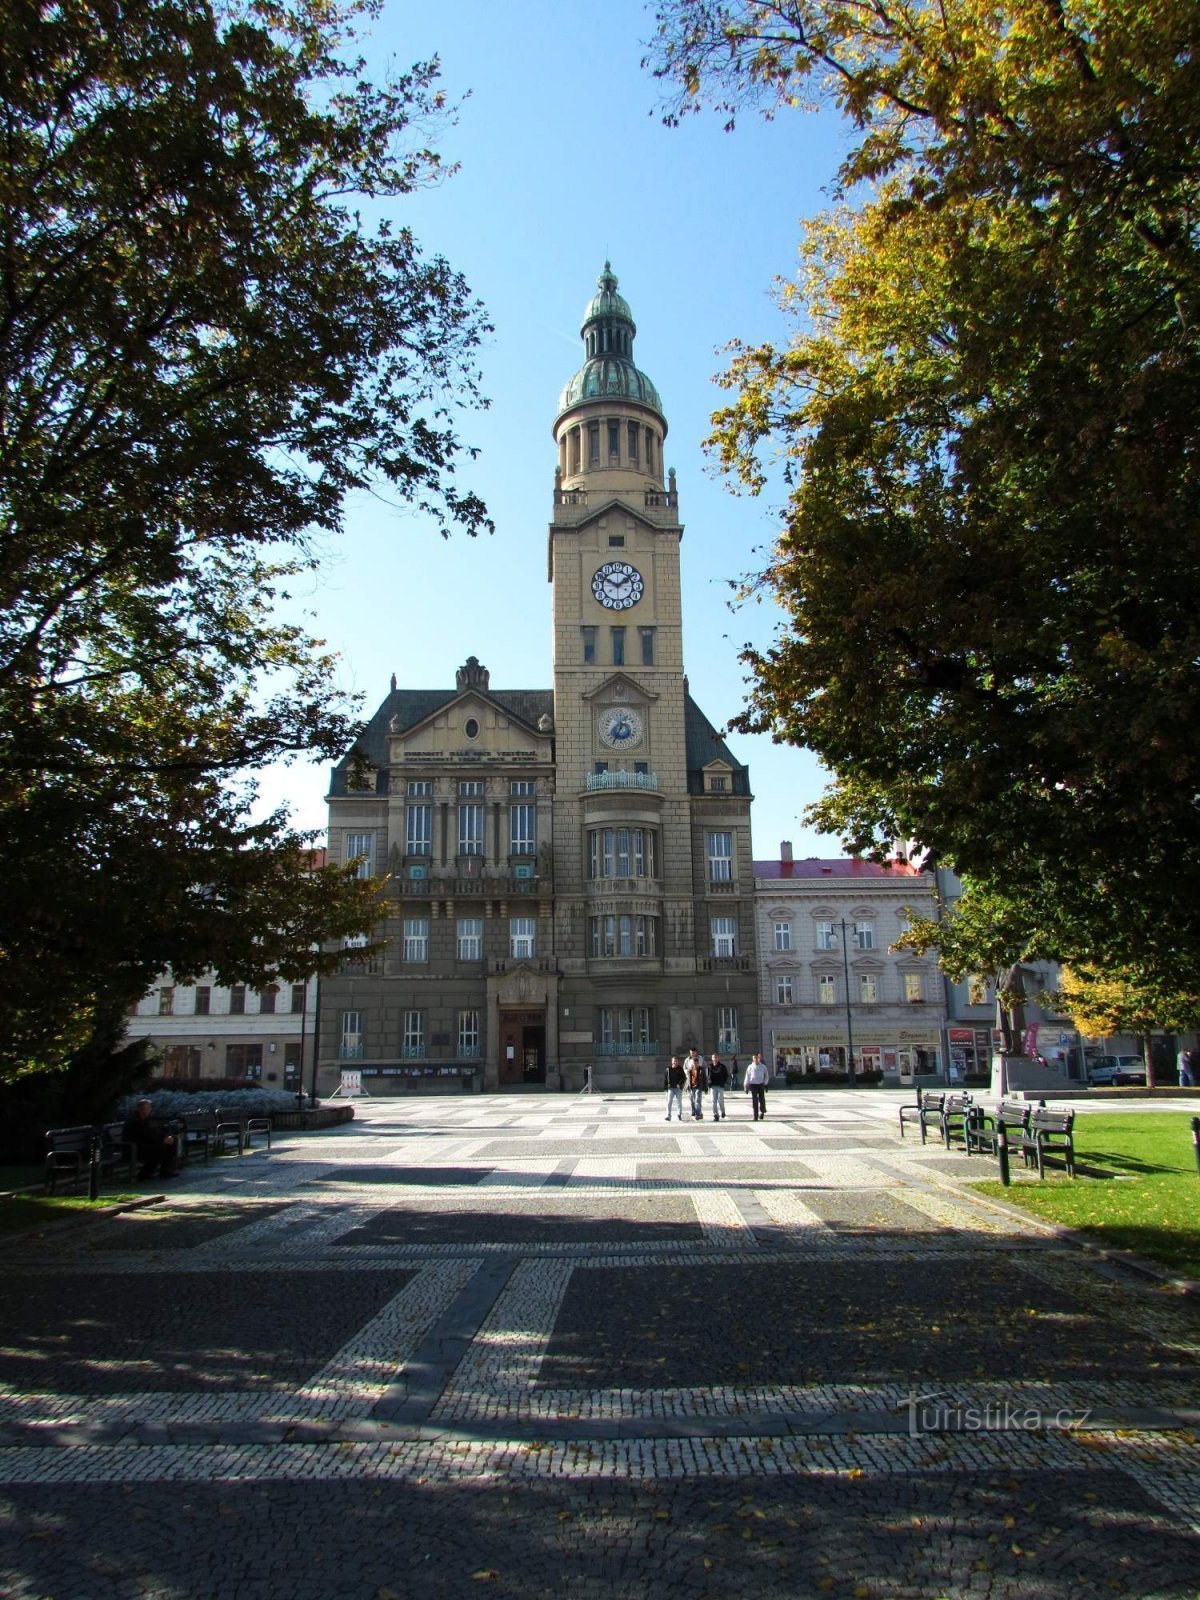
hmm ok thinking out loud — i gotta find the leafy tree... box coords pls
[0,0,490,1085]
[648,1,1200,984]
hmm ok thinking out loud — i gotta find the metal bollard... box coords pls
[1192,1116,1200,1179]
[997,1124,1011,1187]
[88,1130,101,1201]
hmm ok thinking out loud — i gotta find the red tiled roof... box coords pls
[753,857,922,879]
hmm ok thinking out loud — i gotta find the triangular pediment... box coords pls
[568,498,663,536]
[582,673,657,706]
[396,688,542,743]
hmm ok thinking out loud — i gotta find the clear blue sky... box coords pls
[258,0,854,862]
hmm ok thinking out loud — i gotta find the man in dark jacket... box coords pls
[664,1057,686,1121]
[123,1099,178,1180]
[708,1053,730,1120]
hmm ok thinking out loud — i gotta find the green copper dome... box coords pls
[556,262,664,424]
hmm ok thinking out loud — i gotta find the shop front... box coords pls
[772,1026,943,1083]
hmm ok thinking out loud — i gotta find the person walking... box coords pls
[664,1056,686,1121]
[744,1052,770,1122]
[686,1050,709,1119]
[708,1053,729,1121]
[1178,1047,1195,1088]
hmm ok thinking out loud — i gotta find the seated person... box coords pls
[123,1098,178,1179]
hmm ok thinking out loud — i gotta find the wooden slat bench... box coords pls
[940,1093,974,1150]
[965,1099,1030,1157]
[899,1090,946,1144]
[1021,1106,1076,1178]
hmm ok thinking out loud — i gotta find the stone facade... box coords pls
[128,971,318,1092]
[318,266,758,1094]
[754,851,946,1085]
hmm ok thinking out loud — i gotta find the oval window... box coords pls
[464,717,479,739]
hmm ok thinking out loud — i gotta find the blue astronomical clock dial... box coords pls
[592,561,644,610]
[598,706,644,749]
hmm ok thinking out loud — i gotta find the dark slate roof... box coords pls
[329,685,750,797]
[329,686,555,797]
[684,694,751,795]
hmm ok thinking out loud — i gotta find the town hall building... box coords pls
[318,265,759,1093]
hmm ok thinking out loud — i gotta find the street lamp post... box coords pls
[839,918,856,1084]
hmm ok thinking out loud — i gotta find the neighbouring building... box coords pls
[318,264,759,1093]
[128,971,318,1092]
[754,847,946,1085]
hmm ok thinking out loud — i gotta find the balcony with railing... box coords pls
[585,770,659,793]
[398,872,547,897]
[338,1040,364,1060]
[594,1040,660,1058]
[698,955,753,973]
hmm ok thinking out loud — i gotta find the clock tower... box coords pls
[549,265,757,1078]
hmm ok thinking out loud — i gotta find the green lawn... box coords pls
[974,1112,1200,1279]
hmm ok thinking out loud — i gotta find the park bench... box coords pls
[44,1124,136,1194]
[173,1108,272,1162]
[965,1099,1030,1157]
[940,1092,974,1150]
[1021,1105,1076,1178]
[898,1089,946,1144]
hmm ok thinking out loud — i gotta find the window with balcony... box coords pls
[774,921,792,951]
[457,917,483,960]
[510,917,536,958]
[346,832,373,879]
[818,975,836,1005]
[816,921,837,951]
[588,826,657,880]
[710,916,738,957]
[775,976,794,1005]
[590,914,658,957]
[458,1009,480,1057]
[402,1011,424,1058]
[598,1006,652,1051]
[403,917,429,961]
[707,831,733,882]
[406,802,432,856]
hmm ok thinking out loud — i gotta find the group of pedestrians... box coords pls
[664,1049,771,1122]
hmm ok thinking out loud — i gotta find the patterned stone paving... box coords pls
[1,1089,1198,1598]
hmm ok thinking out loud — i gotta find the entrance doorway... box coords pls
[499,1009,546,1087]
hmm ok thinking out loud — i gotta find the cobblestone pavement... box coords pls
[2,1089,1198,1598]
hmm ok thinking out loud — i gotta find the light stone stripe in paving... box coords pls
[800,1152,890,1186]
[434,1258,574,1404]
[690,1188,747,1245]
[753,1187,830,1232]
[874,1182,1026,1235]
[570,1157,637,1182]
[295,1258,480,1407]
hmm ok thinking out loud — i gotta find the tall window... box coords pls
[588,826,656,880]
[408,780,433,796]
[710,916,738,957]
[340,1011,362,1057]
[611,626,625,665]
[640,627,655,665]
[816,921,837,951]
[457,917,483,960]
[854,921,875,950]
[230,984,246,1015]
[590,914,658,957]
[707,831,733,882]
[608,420,620,459]
[403,917,429,961]
[510,802,536,855]
[346,832,372,879]
[582,626,596,664]
[261,984,278,1015]
[194,985,211,1016]
[774,921,792,951]
[290,983,306,1014]
[599,1006,652,1047]
[402,1011,424,1057]
[775,977,794,1005]
[717,1007,739,1051]
[860,973,879,1003]
[627,421,639,462]
[158,987,174,1015]
[458,800,484,855]
[510,917,536,958]
[588,421,600,462]
[458,1010,480,1057]
[818,975,836,1005]
[406,801,432,856]
[904,973,923,1002]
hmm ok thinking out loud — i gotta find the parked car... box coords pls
[1089,1054,1147,1086]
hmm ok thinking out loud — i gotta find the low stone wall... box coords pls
[269,1106,355,1129]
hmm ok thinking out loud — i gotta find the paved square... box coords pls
[1,1088,1197,1599]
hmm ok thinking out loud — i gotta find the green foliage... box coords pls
[0,0,489,1083]
[649,1,1200,983]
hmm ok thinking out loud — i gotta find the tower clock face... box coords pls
[592,561,644,610]
[598,706,645,749]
